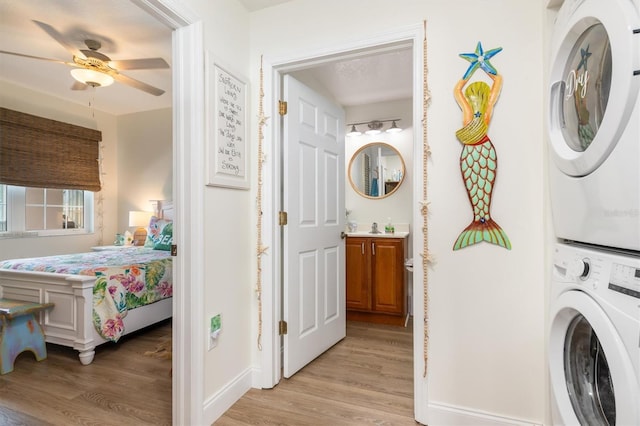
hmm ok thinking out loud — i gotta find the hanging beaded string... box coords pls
[96,138,105,246]
[421,20,432,378]
[256,55,269,351]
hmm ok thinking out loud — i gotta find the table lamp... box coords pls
[129,211,153,246]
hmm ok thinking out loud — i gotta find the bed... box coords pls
[0,204,173,365]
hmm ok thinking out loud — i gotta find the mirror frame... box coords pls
[348,142,406,200]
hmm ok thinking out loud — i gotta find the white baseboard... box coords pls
[428,402,543,426]
[203,366,253,424]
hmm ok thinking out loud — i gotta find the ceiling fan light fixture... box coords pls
[70,68,114,88]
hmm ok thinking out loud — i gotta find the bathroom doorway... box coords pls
[261,28,424,420]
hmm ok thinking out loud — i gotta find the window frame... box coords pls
[0,184,94,238]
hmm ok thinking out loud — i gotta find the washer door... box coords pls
[549,291,638,425]
[548,0,640,177]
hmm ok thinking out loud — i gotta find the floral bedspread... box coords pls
[0,247,172,342]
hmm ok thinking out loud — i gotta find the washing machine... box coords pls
[549,242,640,425]
[547,0,640,251]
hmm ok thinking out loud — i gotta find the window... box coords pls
[0,184,93,236]
[0,184,6,232]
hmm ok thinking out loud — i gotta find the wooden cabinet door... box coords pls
[345,237,371,311]
[371,238,404,315]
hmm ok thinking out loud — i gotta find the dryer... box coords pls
[548,0,640,251]
[549,243,640,425]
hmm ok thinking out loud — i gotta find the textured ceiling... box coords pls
[293,48,413,107]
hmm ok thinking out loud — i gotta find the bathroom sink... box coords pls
[346,231,409,238]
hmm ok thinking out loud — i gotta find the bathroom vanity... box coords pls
[345,232,408,326]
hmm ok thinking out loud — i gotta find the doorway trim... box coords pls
[259,22,428,423]
[131,1,203,424]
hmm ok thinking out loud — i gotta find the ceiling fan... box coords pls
[0,20,169,96]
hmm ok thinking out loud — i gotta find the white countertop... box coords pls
[346,231,409,239]
[345,222,410,238]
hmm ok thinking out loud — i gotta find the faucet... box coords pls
[371,222,381,234]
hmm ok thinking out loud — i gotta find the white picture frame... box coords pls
[205,52,250,189]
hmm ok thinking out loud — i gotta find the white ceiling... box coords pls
[237,0,294,12]
[0,0,412,115]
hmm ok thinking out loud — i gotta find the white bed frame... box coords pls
[0,201,173,365]
[0,271,172,364]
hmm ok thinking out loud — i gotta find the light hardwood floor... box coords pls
[0,319,172,426]
[0,320,414,426]
[216,321,416,426]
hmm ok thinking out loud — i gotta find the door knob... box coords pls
[340,231,346,239]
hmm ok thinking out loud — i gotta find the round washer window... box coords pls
[560,23,612,153]
[564,314,616,425]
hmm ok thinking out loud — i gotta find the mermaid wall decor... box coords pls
[453,41,511,251]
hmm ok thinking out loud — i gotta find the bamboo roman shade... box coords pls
[0,108,102,192]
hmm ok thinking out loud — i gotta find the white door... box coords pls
[282,75,346,377]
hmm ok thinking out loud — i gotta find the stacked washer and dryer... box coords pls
[547,0,640,424]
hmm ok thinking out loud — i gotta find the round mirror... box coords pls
[348,142,405,199]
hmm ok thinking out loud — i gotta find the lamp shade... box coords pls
[70,68,114,87]
[129,210,153,227]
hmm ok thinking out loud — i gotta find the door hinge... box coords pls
[279,320,288,335]
[278,211,288,226]
[171,244,178,256]
[278,100,288,116]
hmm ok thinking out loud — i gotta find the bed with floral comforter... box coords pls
[0,247,172,342]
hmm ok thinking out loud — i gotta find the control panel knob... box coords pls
[567,258,590,280]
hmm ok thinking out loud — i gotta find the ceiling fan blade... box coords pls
[0,50,71,65]
[112,73,165,96]
[32,20,85,59]
[109,58,170,70]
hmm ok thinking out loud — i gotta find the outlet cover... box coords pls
[208,314,222,351]
[211,314,221,333]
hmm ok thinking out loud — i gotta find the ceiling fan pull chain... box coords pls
[88,87,96,119]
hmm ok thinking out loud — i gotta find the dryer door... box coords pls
[548,0,640,177]
[549,291,639,425]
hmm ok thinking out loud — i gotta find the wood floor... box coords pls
[0,320,414,426]
[216,321,416,426]
[0,319,172,426]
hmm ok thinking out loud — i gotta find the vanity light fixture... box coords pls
[386,120,403,133]
[346,119,401,136]
[347,124,362,137]
[365,120,383,135]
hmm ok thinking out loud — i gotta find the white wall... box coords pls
[0,80,119,259]
[250,0,546,424]
[179,0,255,417]
[116,108,172,233]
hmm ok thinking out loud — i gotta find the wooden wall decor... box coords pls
[453,42,511,250]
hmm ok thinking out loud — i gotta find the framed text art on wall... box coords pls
[206,52,250,189]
